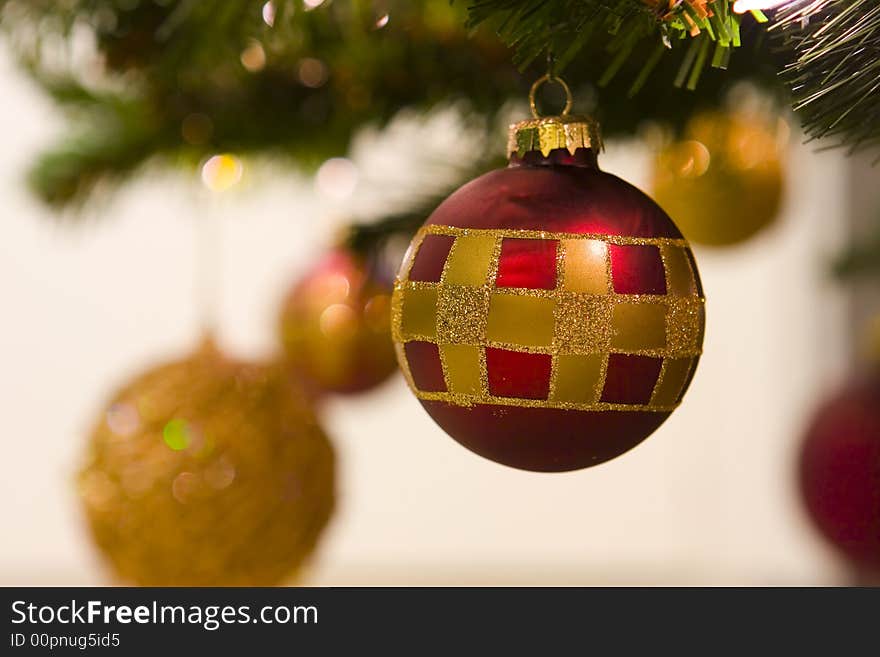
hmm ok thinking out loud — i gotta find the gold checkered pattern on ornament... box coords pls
[392,225,705,412]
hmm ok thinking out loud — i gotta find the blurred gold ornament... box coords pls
[278,249,398,395]
[78,340,335,586]
[651,110,787,247]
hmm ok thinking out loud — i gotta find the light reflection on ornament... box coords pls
[312,272,351,302]
[106,402,140,438]
[297,57,329,88]
[240,40,267,72]
[201,154,243,192]
[262,1,276,26]
[315,157,358,200]
[303,0,327,10]
[204,457,236,490]
[586,239,608,260]
[670,140,711,178]
[163,418,191,451]
[375,13,390,29]
[80,471,116,513]
[319,303,358,339]
[171,471,199,504]
[363,294,391,333]
[733,0,790,12]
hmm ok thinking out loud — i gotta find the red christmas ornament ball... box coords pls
[799,372,880,573]
[279,249,397,395]
[391,116,705,472]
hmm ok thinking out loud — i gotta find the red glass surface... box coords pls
[409,234,455,282]
[485,347,552,400]
[426,160,683,239]
[280,249,397,394]
[601,354,664,405]
[800,372,880,573]
[495,238,558,289]
[422,401,670,472]
[398,148,702,472]
[609,244,667,295]
[404,341,447,392]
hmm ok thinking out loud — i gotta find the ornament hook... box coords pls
[529,74,573,119]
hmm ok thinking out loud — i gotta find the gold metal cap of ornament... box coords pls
[508,74,604,158]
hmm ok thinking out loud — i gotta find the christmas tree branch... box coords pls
[0,0,780,213]
[465,0,763,92]
[771,0,880,153]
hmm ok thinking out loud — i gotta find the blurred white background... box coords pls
[0,47,855,585]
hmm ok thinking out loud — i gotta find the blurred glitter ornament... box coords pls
[278,248,397,395]
[651,109,786,247]
[78,340,335,586]
[391,76,705,472]
[799,369,880,580]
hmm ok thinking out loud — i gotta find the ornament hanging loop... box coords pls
[529,74,573,119]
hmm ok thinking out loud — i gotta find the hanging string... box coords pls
[196,153,243,346]
[194,205,221,346]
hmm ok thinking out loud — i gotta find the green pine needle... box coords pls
[772,0,880,152]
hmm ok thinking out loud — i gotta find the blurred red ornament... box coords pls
[800,372,880,577]
[391,108,705,472]
[279,249,397,395]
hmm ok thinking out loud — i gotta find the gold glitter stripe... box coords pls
[412,389,676,413]
[391,294,703,358]
[419,224,690,247]
[456,339,702,359]
[393,223,704,413]
[397,280,705,306]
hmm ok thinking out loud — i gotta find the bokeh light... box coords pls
[733,0,790,12]
[240,40,267,72]
[261,1,276,26]
[181,113,213,146]
[201,154,243,192]
[163,419,191,451]
[671,140,712,178]
[315,157,358,200]
[171,471,198,504]
[319,303,358,339]
[106,402,140,438]
[298,58,329,88]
